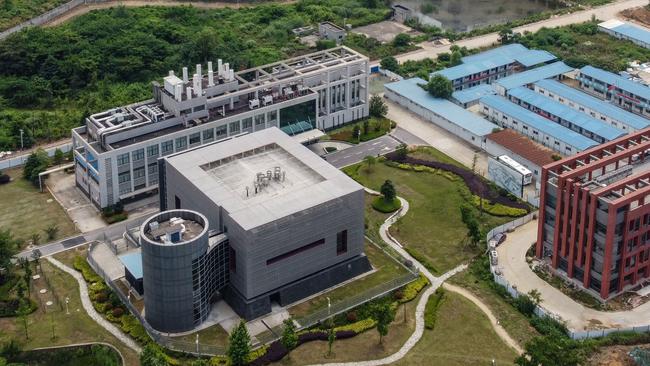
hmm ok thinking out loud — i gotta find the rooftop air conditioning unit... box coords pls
[249,99,260,109]
[262,95,273,106]
[149,221,159,231]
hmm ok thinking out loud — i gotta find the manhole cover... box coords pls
[46,301,53,306]
[32,275,41,280]
[47,199,53,203]
[39,289,47,294]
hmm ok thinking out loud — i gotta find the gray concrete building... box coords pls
[151,127,371,322]
[140,210,229,332]
[71,47,369,208]
[318,22,346,43]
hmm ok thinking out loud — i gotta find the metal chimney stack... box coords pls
[193,74,201,96]
[196,64,202,78]
[169,70,175,76]
[218,59,223,77]
[186,86,193,100]
[208,61,214,86]
[182,67,188,83]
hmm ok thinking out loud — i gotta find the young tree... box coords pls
[31,249,42,274]
[227,321,251,366]
[424,75,453,99]
[52,148,65,165]
[363,155,377,172]
[43,224,59,241]
[498,28,514,44]
[515,335,581,366]
[30,233,40,247]
[17,299,31,340]
[380,180,396,203]
[450,50,462,66]
[372,302,395,344]
[0,230,17,281]
[280,318,298,357]
[352,125,361,141]
[395,143,408,160]
[528,289,542,307]
[380,56,399,72]
[20,258,32,297]
[369,95,388,118]
[23,149,50,186]
[392,33,411,48]
[327,326,336,356]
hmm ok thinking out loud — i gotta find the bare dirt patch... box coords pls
[588,345,641,366]
[621,6,650,27]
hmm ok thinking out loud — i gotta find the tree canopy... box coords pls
[369,95,388,118]
[380,180,396,202]
[380,56,398,72]
[424,75,453,99]
[227,321,251,366]
[23,148,50,185]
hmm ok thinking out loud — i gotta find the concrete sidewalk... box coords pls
[497,221,650,330]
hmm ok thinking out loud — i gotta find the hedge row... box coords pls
[470,195,528,217]
[424,288,445,330]
[399,274,430,304]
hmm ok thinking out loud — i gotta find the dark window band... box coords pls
[267,238,325,265]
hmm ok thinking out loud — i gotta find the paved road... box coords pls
[324,135,400,168]
[0,141,72,170]
[390,127,428,146]
[17,213,150,260]
[497,221,650,331]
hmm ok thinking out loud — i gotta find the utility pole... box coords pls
[20,129,24,150]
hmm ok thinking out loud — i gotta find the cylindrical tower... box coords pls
[140,209,210,333]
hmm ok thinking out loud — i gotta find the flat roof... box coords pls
[385,78,498,136]
[600,19,650,45]
[487,129,555,167]
[534,79,650,130]
[495,61,573,90]
[432,54,515,81]
[461,44,557,67]
[119,252,143,279]
[452,84,496,104]
[479,94,599,151]
[163,127,362,230]
[580,65,650,101]
[508,86,626,141]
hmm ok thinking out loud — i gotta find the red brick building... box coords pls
[536,128,650,299]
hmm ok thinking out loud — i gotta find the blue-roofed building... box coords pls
[533,79,650,132]
[578,65,650,118]
[599,19,650,49]
[479,95,599,155]
[119,251,144,295]
[462,44,557,68]
[451,84,496,108]
[384,78,499,148]
[432,44,558,91]
[507,86,626,143]
[493,61,574,95]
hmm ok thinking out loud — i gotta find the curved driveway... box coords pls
[497,221,650,330]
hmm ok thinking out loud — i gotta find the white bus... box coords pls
[498,155,533,185]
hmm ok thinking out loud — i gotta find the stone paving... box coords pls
[46,256,142,353]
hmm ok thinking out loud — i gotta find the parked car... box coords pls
[493,233,507,246]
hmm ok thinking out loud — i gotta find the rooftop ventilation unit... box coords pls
[249,99,260,109]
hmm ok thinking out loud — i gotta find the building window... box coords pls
[268,110,277,122]
[216,125,227,138]
[189,132,201,145]
[176,136,187,151]
[133,167,145,179]
[242,117,253,130]
[255,114,265,127]
[336,230,348,255]
[175,195,181,209]
[229,121,240,134]
[266,238,325,265]
[147,145,159,157]
[147,162,157,176]
[203,128,214,142]
[117,153,130,166]
[118,171,131,184]
[161,140,174,155]
[131,149,144,162]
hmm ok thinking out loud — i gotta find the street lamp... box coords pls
[65,297,70,315]
[327,297,331,316]
[196,333,200,356]
[19,129,24,150]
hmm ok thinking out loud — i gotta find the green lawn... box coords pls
[394,292,518,366]
[325,117,393,144]
[449,264,540,347]
[0,168,76,247]
[173,323,230,350]
[288,240,410,320]
[344,162,510,274]
[0,260,140,366]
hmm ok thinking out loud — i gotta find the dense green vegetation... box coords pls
[0,0,389,150]
[4,344,121,366]
[519,20,650,72]
[0,0,69,31]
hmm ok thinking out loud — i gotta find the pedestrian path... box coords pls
[46,257,142,353]
[307,189,522,365]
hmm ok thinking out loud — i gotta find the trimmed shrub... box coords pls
[334,318,376,333]
[73,256,103,284]
[399,274,430,303]
[346,311,358,323]
[471,196,527,217]
[424,288,445,330]
[111,307,125,318]
[371,196,401,213]
[120,315,152,345]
